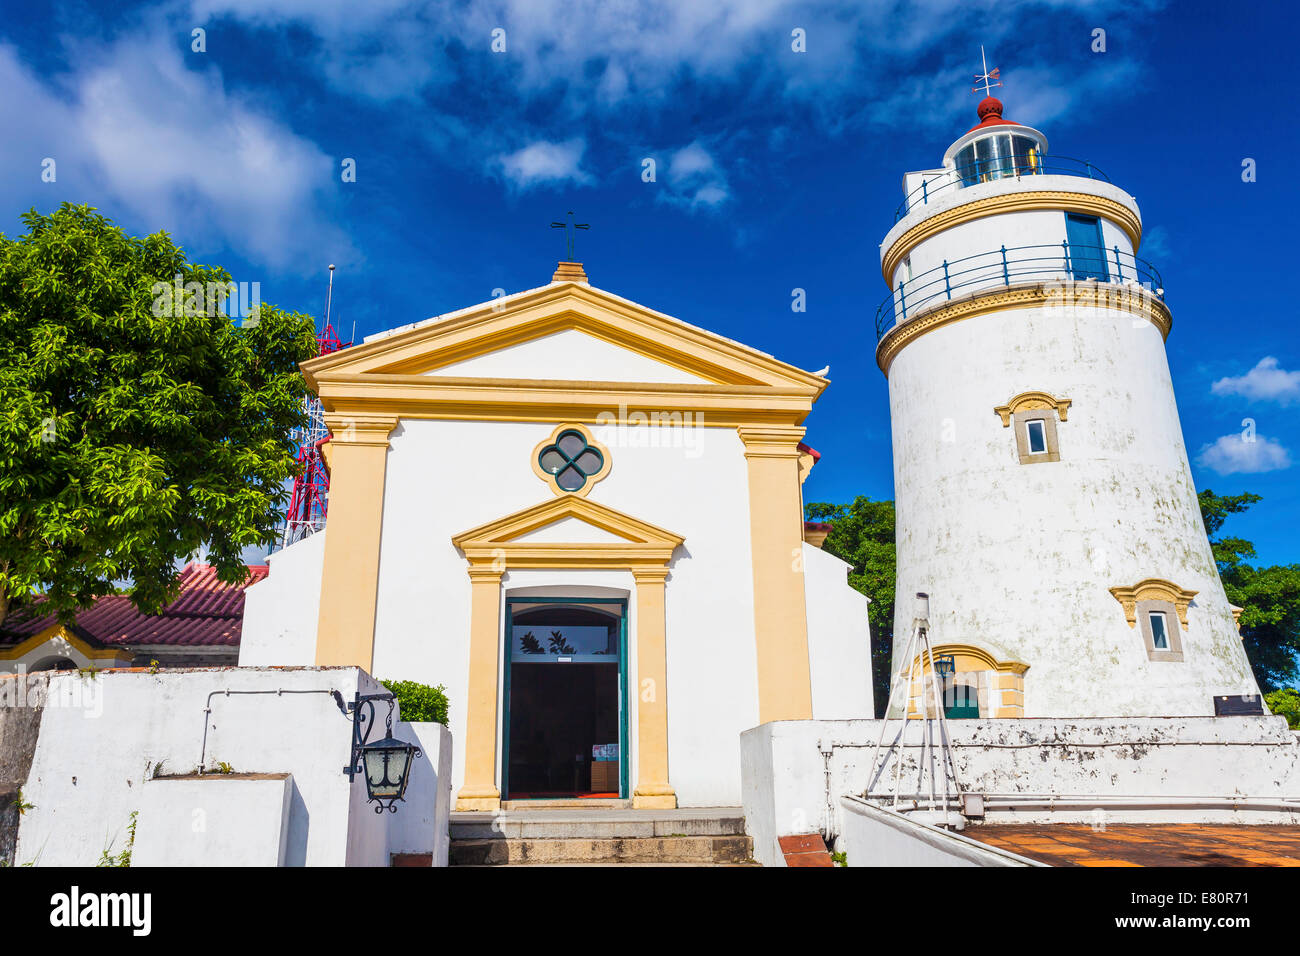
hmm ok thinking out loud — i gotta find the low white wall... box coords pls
[839,796,1042,867]
[238,532,325,667]
[803,543,873,719]
[132,774,293,867]
[741,717,1300,867]
[12,666,451,867]
[389,721,453,866]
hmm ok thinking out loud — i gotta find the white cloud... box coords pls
[185,0,1162,127]
[0,40,353,275]
[1212,357,1300,406]
[1196,433,1292,475]
[660,141,730,210]
[496,139,593,190]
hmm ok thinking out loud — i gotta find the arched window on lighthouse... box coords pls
[995,391,1071,465]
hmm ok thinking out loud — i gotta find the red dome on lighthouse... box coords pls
[968,96,1022,133]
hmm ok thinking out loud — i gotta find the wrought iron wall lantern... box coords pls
[332,691,421,813]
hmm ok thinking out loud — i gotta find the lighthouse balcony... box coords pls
[896,155,1109,223]
[873,241,1165,343]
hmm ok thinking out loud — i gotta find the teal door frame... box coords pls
[502,596,629,800]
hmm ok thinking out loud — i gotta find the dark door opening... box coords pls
[503,600,627,800]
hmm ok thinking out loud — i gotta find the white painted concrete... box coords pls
[741,717,1300,867]
[422,328,711,384]
[13,667,432,867]
[839,796,1042,867]
[803,543,873,719]
[366,419,764,808]
[132,773,293,867]
[238,530,325,667]
[389,721,453,866]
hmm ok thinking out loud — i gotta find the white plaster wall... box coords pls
[15,667,391,867]
[803,543,873,719]
[742,717,1300,865]
[238,530,325,666]
[369,419,760,807]
[886,302,1258,717]
[838,796,1041,867]
[422,328,711,384]
[388,720,453,865]
[132,774,293,867]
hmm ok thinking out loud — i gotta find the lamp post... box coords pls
[333,691,421,813]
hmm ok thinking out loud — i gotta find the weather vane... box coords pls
[971,45,1002,96]
[550,211,589,261]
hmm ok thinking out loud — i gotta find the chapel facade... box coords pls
[240,262,873,810]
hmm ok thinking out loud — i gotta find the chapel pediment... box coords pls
[300,278,827,393]
[451,495,684,570]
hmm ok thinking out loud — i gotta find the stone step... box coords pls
[449,834,754,866]
[449,806,747,840]
[501,798,630,810]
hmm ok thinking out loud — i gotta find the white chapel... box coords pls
[240,260,873,811]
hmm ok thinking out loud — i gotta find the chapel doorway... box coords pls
[503,598,628,800]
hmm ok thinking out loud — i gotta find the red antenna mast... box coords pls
[279,264,350,550]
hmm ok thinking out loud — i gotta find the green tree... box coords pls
[0,204,318,627]
[1264,688,1300,730]
[805,496,895,716]
[1198,490,1300,691]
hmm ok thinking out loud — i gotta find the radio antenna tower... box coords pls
[278,264,350,550]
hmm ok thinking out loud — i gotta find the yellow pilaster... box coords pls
[314,413,399,670]
[738,424,814,723]
[456,567,504,811]
[632,567,676,809]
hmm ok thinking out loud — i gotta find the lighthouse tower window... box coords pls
[1149,612,1170,650]
[953,132,1042,186]
[1137,599,1186,662]
[1025,419,1048,455]
[1009,410,1060,464]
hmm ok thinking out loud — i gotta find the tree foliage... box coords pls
[1198,489,1300,692]
[0,204,318,627]
[805,496,895,716]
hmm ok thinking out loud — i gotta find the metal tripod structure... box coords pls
[864,592,965,825]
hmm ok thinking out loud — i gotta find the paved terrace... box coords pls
[965,825,1300,867]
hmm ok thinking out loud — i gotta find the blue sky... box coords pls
[2,0,1297,565]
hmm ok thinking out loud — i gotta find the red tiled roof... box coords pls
[797,441,821,462]
[0,562,268,648]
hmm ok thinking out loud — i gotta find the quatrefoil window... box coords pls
[538,429,605,492]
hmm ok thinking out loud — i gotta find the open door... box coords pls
[503,598,628,800]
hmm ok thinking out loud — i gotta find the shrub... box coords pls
[380,680,449,725]
[1265,688,1300,730]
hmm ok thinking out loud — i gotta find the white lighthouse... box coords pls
[877,93,1260,719]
